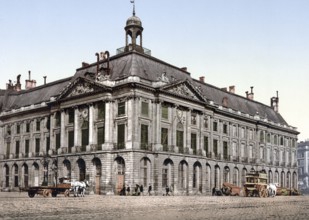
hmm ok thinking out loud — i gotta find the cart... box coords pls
[243,171,268,197]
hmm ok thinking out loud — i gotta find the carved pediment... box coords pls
[58,77,108,100]
[162,80,206,102]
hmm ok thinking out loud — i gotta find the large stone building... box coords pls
[297,141,309,189]
[0,8,299,195]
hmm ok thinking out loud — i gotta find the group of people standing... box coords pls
[120,184,153,196]
[120,184,174,196]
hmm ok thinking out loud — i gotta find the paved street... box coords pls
[1,192,309,220]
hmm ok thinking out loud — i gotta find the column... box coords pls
[87,104,94,152]
[186,109,191,154]
[153,100,161,151]
[49,114,55,155]
[73,107,81,152]
[103,101,114,150]
[60,110,66,153]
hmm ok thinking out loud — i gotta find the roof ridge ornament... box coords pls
[130,0,135,16]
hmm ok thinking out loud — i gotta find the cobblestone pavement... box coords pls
[1,192,309,220]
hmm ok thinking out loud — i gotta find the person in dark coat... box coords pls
[212,186,216,196]
[147,184,152,196]
[126,185,131,196]
[140,185,144,196]
[165,185,170,196]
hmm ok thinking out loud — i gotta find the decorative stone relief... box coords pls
[68,82,94,98]
[169,84,198,100]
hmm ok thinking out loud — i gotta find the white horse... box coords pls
[71,180,89,197]
[267,183,279,197]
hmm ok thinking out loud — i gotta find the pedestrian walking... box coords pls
[165,185,170,196]
[126,185,131,196]
[212,186,216,196]
[147,184,152,196]
[140,185,144,196]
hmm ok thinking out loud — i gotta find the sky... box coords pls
[0,0,308,141]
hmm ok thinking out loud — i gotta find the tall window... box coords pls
[118,102,125,116]
[232,125,237,137]
[223,141,228,159]
[25,140,29,158]
[141,102,149,117]
[81,121,89,152]
[213,139,218,157]
[68,130,74,153]
[140,124,149,150]
[36,120,40,131]
[204,117,209,129]
[260,131,264,143]
[177,130,184,153]
[223,124,228,134]
[68,109,75,124]
[16,124,20,134]
[56,133,60,151]
[161,128,168,151]
[191,133,197,155]
[204,136,209,153]
[161,105,168,119]
[117,124,125,149]
[35,138,40,156]
[55,112,61,127]
[26,123,30,133]
[97,127,105,150]
[7,126,11,135]
[267,133,271,143]
[213,121,218,132]
[191,114,197,125]
[6,142,10,158]
[15,141,20,158]
[97,102,105,120]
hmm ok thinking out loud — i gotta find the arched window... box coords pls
[179,161,188,190]
[77,159,86,181]
[193,162,202,192]
[162,159,174,189]
[140,157,151,187]
[205,164,211,191]
[223,166,230,183]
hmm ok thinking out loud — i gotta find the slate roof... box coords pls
[0,50,289,127]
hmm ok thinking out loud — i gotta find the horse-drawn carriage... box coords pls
[26,177,71,198]
[26,177,88,198]
[243,171,268,197]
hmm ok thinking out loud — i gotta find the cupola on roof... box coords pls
[126,15,142,26]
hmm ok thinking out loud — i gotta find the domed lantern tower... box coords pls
[124,2,144,53]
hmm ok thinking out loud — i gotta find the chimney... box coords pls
[221,87,227,92]
[245,91,249,98]
[247,86,254,100]
[43,76,47,85]
[82,62,89,67]
[229,85,235,94]
[25,71,37,90]
[181,67,187,72]
[199,76,205,83]
[270,91,279,113]
[15,74,22,91]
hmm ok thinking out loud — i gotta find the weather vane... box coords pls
[130,0,135,16]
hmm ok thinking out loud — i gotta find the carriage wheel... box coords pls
[28,191,35,198]
[259,187,268,198]
[64,189,70,197]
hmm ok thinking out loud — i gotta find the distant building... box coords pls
[297,141,309,188]
[0,7,299,195]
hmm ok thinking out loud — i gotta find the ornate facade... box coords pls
[0,10,299,195]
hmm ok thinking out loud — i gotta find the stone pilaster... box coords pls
[102,101,114,150]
